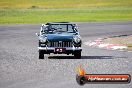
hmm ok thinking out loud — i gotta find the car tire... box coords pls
[74,51,81,59]
[39,50,44,59]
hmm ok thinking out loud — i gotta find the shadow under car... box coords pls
[48,56,114,59]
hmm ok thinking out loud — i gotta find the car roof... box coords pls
[46,22,75,25]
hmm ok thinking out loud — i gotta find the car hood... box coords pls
[46,32,75,41]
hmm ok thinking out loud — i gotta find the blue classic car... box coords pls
[36,22,82,59]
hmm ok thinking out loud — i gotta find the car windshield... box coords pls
[45,24,75,33]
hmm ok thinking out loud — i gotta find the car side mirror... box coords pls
[36,33,39,36]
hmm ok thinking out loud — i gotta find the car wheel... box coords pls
[74,51,81,59]
[39,50,44,59]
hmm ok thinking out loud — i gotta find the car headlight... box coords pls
[40,37,47,43]
[73,35,81,43]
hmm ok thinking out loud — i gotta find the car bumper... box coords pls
[38,46,82,51]
[38,46,82,54]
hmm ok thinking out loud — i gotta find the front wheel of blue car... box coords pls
[74,51,81,59]
[39,50,44,59]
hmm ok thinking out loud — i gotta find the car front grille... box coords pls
[47,41,72,47]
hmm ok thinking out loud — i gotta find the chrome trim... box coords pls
[47,41,72,47]
[38,46,82,51]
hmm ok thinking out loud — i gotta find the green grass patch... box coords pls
[0,8,132,24]
[0,0,132,24]
[0,0,132,9]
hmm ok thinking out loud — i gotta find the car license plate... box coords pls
[55,48,66,53]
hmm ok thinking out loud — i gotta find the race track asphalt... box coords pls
[0,21,132,88]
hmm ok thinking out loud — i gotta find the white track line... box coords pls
[84,38,128,51]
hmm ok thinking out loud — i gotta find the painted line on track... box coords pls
[84,37,128,51]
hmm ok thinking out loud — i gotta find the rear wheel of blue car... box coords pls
[74,51,81,59]
[39,50,44,59]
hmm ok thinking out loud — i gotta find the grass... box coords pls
[0,0,132,9]
[0,8,132,24]
[0,0,132,24]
